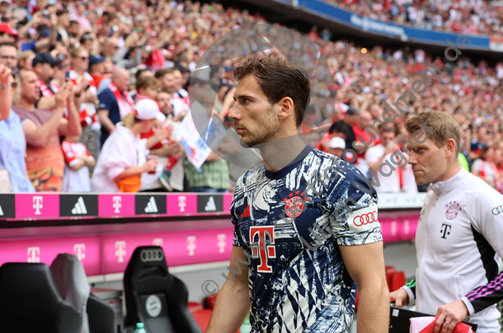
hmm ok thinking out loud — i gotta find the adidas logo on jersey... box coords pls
[71,197,88,215]
[205,196,217,211]
[241,205,250,218]
[145,197,158,213]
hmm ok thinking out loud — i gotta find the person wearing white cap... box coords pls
[91,99,167,192]
[328,136,345,159]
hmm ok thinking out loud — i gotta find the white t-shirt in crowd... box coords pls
[365,144,400,193]
[91,123,147,192]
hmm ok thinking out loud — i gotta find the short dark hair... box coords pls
[56,9,69,16]
[135,68,151,81]
[329,121,350,138]
[136,75,157,91]
[155,68,174,79]
[0,41,16,50]
[233,54,311,128]
[69,20,79,27]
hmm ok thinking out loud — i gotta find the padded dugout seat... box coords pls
[0,262,82,333]
[123,246,203,333]
[50,253,115,333]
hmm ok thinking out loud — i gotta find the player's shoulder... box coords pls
[312,149,366,180]
[461,169,503,205]
[234,162,265,191]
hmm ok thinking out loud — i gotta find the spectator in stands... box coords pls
[469,126,488,161]
[13,69,81,192]
[97,67,134,147]
[32,52,64,110]
[61,134,95,192]
[16,50,35,71]
[328,136,345,159]
[317,120,351,153]
[55,9,70,45]
[135,76,158,101]
[332,106,358,151]
[88,54,107,88]
[91,99,167,193]
[68,47,98,125]
[156,68,189,117]
[0,42,17,70]
[366,127,401,193]
[0,23,18,43]
[471,146,502,190]
[0,65,34,192]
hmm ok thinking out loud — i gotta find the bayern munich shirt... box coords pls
[230,145,383,333]
[402,167,503,333]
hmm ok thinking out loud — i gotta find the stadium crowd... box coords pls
[0,0,502,195]
[323,0,503,36]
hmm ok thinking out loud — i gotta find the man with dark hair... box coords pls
[390,111,503,332]
[206,55,388,333]
[0,42,17,70]
[56,9,70,43]
[333,106,358,151]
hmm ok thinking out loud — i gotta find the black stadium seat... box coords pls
[0,262,82,333]
[87,293,116,333]
[123,246,203,333]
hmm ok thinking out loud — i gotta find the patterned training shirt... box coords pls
[231,145,382,333]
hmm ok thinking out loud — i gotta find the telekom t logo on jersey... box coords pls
[250,226,276,273]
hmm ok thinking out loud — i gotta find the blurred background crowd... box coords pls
[1,0,502,195]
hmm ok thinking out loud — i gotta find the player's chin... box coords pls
[413,172,428,186]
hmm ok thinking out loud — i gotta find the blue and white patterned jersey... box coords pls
[231,145,382,333]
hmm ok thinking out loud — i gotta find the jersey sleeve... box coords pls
[231,177,243,248]
[462,186,503,314]
[324,160,383,246]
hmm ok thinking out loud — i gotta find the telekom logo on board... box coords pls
[74,244,86,260]
[178,196,186,212]
[33,196,43,215]
[187,236,196,256]
[27,247,40,263]
[112,196,122,213]
[217,234,226,253]
[115,241,126,262]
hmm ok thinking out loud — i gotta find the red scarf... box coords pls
[68,68,96,88]
[37,79,53,97]
[109,82,134,119]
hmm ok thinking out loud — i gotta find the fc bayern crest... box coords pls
[283,191,308,218]
[445,201,462,220]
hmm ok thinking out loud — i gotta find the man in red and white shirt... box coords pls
[61,135,95,192]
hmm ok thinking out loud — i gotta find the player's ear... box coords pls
[277,96,294,121]
[444,138,456,158]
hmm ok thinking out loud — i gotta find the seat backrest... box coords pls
[0,262,82,333]
[50,253,91,333]
[123,246,202,333]
[87,293,116,333]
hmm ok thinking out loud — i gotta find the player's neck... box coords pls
[433,162,462,184]
[259,133,307,172]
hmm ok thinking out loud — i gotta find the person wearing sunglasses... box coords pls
[0,64,35,192]
[32,51,73,110]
